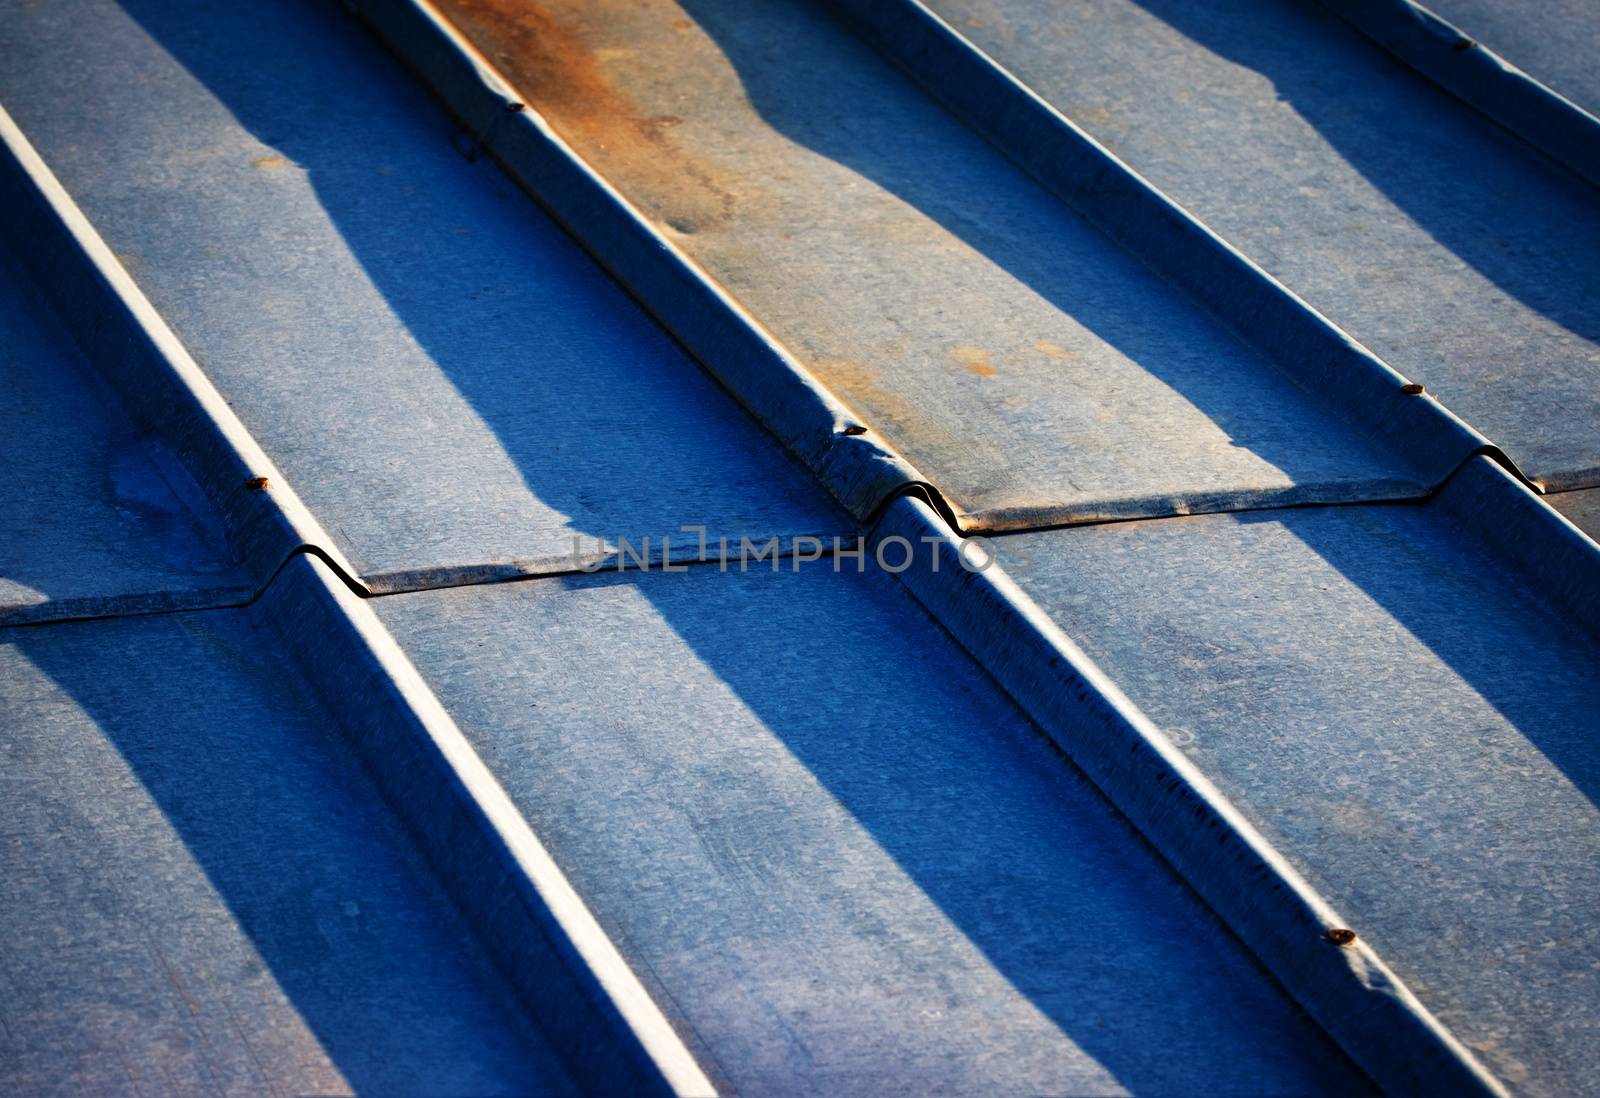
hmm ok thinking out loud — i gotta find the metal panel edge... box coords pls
[344,0,934,527]
[361,532,850,596]
[871,494,1507,1098]
[824,0,1497,491]
[0,585,258,630]
[1320,0,1600,192]
[1436,455,1600,637]
[0,106,362,595]
[253,553,717,1097]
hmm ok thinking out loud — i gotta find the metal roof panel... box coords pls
[0,608,576,1096]
[407,0,1437,529]
[926,0,1600,491]
[369,559,1371,1095]
[0,0,846,590]
[0,245,246,624]
[981,460,1600,1094]
[1382,0,1600,120]
[1552,487,1600,542]
[3,0,1597,1090]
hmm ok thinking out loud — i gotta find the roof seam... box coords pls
[1319,0,1600,193]
[872,494,1509,1098]
[254,553,719,1096]
[824,0,1511,492]
[344,0,933,526]
[0,106,366,598]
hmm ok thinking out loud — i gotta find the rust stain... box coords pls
[1034,339,1073,360]
[252,154,288,169]
[432,0,735,233]
[950,344,996,377]
[811,355,970,462]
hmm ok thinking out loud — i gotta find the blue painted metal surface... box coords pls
[921,0,1600,492]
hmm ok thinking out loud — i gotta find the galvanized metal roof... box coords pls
[0,245,246,624]
[2,0,1598,1094]
[1418,0,1600,117]
[0,603,577,1095]
[916,0,1600,492]
[0,0,846,595]
[984,458,1600,1094]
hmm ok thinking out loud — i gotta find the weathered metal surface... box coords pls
[0,242,248,625]
[257,554,714,1097]
[969,457,1600,1096]
[386,0,1443,532]
[1551,487,1600,543]
[370,558,1372,1095]
[1416,0,1600,118]
[3,0,1595,1090]
[0,101,349,614]
[0,0,846,591]
[0,606,576,1097]
[829,0,1492,492]
[1317,0,1600,191]
[925,0,1600,492]
[875,494,1505,1098]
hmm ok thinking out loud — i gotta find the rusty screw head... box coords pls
[505,101,526,113]
[245,476,270,491]
[1400,382,1426,395]
[1323,927,1358,946]
[840,424,868,436]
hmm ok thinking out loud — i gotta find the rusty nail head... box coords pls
[1400,382,1425,395]
[506,101,526,112]
[840,424,868,436]
[1454,36,1476,51]
[246,476,270,491]
[1323,927,1357,946]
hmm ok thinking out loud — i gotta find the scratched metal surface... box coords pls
[992,478,1600,1096]
[928,0,1600,491]
[422,0,1430,530]
[1420,0,1600,116]
[370,560,1370,1095]
[0,245,248,625]
[0,0,845,591]
[0,609,576,1097]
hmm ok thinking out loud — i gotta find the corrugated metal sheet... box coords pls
[3,0,1598,1094]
